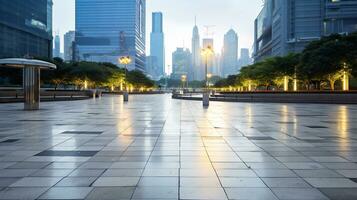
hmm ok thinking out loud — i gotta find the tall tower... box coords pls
[222,29,238,77]
[53,34,60,58]
[191,20,201,80]
[150,12,165,79]
[75,0,146,71]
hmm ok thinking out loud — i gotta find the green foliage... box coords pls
[1,58,155,90]
[215,33,357,91]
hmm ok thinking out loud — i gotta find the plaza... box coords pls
[0,94,356,199]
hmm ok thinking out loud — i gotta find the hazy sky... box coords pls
[53,0,263,71]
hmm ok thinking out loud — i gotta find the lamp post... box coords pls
[181,74,187,91]
[119,56,132,102]
[343,62,350,91]
[201,45,214,107]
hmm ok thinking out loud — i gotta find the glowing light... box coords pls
[284,76,289,91]
[119,56,132,65]
[293,76,298,91]
[248,80,252,91]
[84,80,88,90]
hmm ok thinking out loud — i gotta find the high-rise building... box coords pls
[171,48,191,80]
[75,0,146,71]
[150,12,165,79]
[146,55,158,80]
[254,0,357,62]
[0,0,53,58]
[238,48,252,70]
[64,31,75,61]
[191,23,202,80]
[222,29,238,77]
[53,34,60,58]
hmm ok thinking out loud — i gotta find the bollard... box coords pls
[123,91,129,102]
[203,91,210,107]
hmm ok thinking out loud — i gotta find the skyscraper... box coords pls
[53,34,60,58]
[222,29,238,77]
[64,31,75,61]
[238,48,252,70]
[171,48,191,80]
[253,0,357,62]
[75,0,146,71]
[0,0,53,58]
[150,12,165,79]
[191,23,202,80]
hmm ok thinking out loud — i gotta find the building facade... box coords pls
[222,29,238,77]
[254,0,357,62]
[238,48,252,70]
[150,12,165,79]
[0,0,53,58]
[191,24,202,81]
[53,34,60,58]
[171,48,191,80]
[64,31,75,62]
[75,0,146,71]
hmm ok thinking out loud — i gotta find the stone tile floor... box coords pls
[0,94,357,199]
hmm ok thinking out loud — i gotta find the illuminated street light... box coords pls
[201,45,214,107]
[343,62,349,91]
[181,74,187,89]
[119,56,132,102]
[284,76,289,91]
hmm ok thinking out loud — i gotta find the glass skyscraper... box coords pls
[150,12,165,79]
[75,0,146,71]
[0,0,53,59]
[253,0,357,62]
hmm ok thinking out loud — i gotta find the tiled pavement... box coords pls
[0,94,357,199]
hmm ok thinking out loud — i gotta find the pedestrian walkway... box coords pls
[0,94,356,199]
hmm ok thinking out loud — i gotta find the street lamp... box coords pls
[343,62,350,91]
[207,73,212,88]
[201,45,214,107]
[119,56,132,102]
[181,74,187,90]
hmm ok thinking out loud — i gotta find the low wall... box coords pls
[0,89,97,103]
[173,91,357,104]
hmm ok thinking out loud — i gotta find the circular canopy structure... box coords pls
[0,58,56,69]
[0,58,57,110]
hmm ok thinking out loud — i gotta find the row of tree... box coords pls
[0,58,155,90]
[215,33,357,91]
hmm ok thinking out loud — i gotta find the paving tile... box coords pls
[319,188,357,200]
[220,177,266,187]
[86,187,135,200]
[56,177,97,186]
[102,169,143,177]
[61,131,103,135]
[272,188,329,200]
[93,177,140,187]
[38,187,93,199]
[262,178,312,188]
[69,169,105,177]
[180,187,227,200]
[36,150,99,157]
[138,177,178,187]
[10,177,62,187]
[132,186,178,199]
[304,178,357,188]
[0,178,21,187]
[180,177,221,187]
[226,188,278,200]
[0,187,49,200]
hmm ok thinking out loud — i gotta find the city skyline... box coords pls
[53,0,263,73]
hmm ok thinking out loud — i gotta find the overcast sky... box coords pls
[53,0,263,71]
